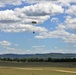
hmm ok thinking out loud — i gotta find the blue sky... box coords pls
[0,0,76,54]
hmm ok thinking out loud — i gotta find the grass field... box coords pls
[0,62,76,75]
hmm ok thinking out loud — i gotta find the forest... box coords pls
[0,57,76,62]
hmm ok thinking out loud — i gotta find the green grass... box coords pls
[0,62,76,68]
[0,62,76,75]
[0,67,76,75]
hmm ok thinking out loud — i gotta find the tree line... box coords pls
[0,57,76,62]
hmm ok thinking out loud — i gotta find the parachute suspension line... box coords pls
[32,21,37,34]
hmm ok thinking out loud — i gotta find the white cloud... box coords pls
[66,5,76,16]
[32,45,45,51]
[26,0,76,4]
[26,0,55,3]
[56,24,66,30]
[0,0,75,6]
[0,24,48,32]
[0,40,12,46]
[35,29,76,43]
[4,47,32,54]
[0,0,75,7]
[65,16,76,29]
[0,40,19,48]
[19,2,64,16]
[50,49,76,53]
[6,47,16,51]
[0,10,20,22]
[0,0,24,7]
[0,2,64,33]
[5,46,47,54]
[26,0,76,7]
[32,45,45,48]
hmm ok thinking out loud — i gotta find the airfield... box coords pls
[0,62,76,75]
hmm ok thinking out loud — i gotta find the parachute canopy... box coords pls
[32,21,37,24]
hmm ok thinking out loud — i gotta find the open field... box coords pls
[0,67,76,75]
[0,62,76,75]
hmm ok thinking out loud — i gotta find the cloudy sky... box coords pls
[0,0,76,54]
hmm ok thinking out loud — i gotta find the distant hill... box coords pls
[0,53,76,59]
